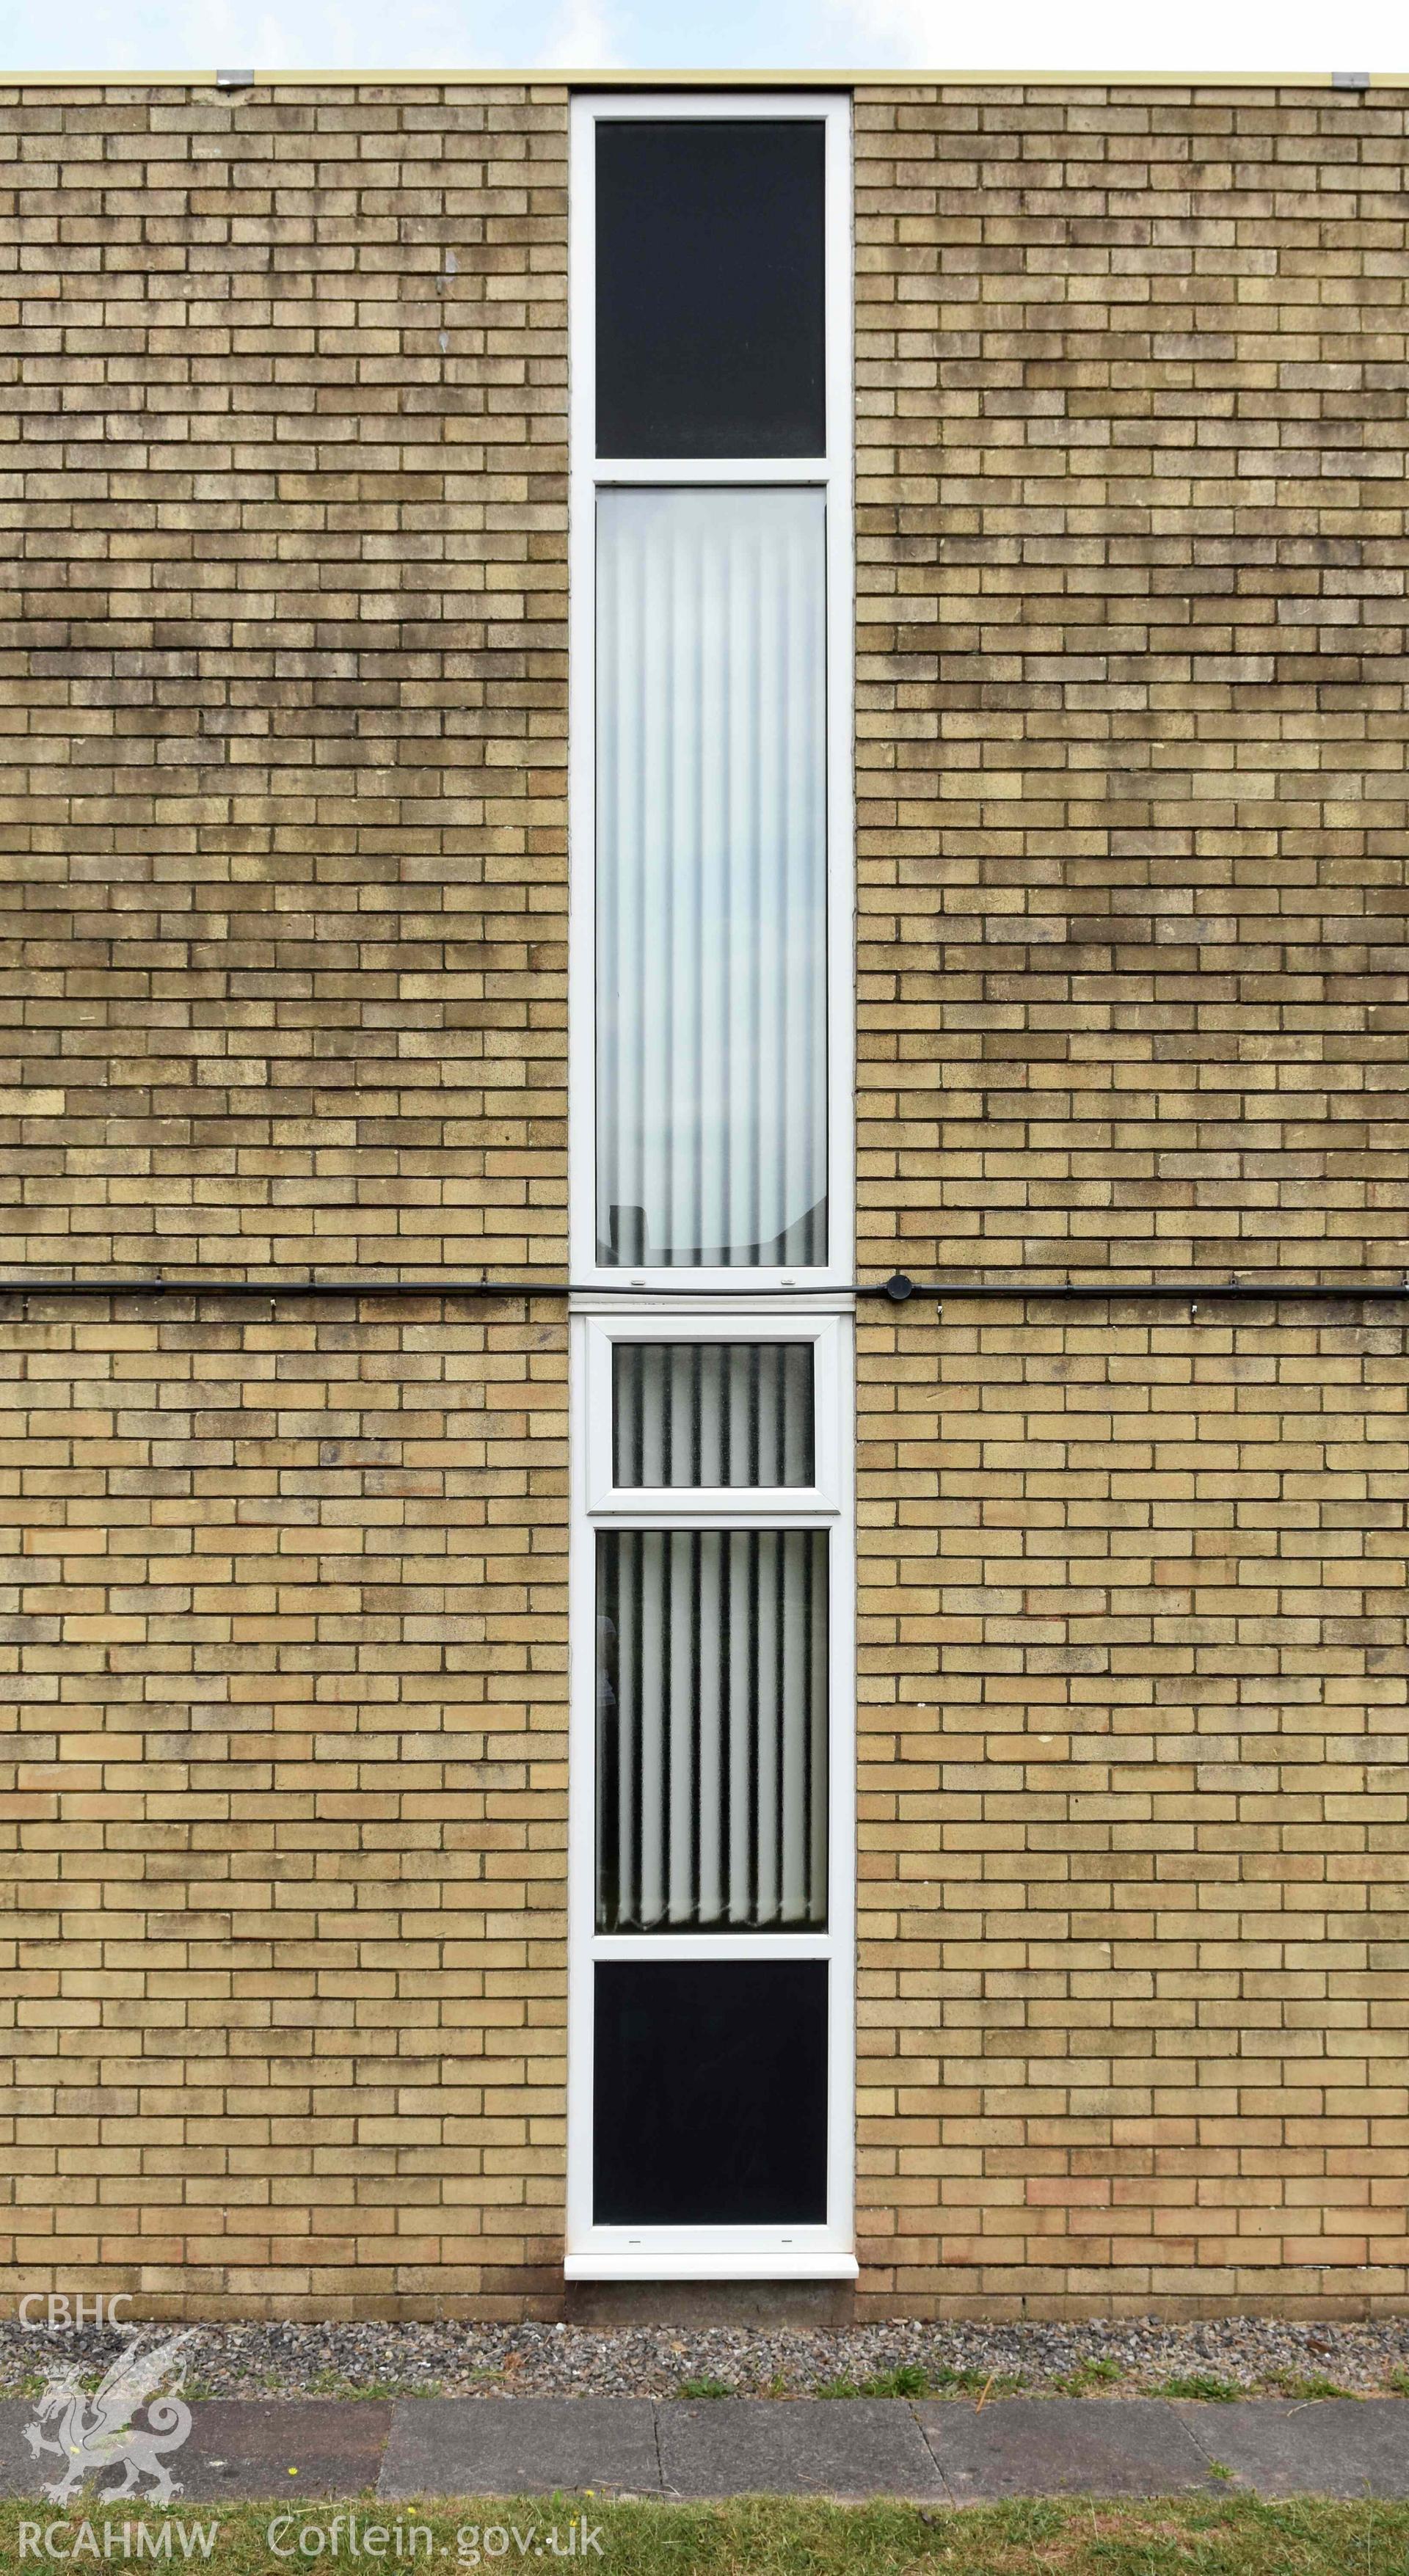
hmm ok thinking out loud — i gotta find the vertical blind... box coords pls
[596,1528,829,1931]
[613,1341,815,1488]
[596,486,828,1268]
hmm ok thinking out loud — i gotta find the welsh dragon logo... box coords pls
[26,2331,194,2503]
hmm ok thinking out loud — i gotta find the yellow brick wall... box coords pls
[1,1297,567,2314]
[4,78,1408,2319]
[0,80,568,1279]
[853,86,1409,2316]
[0,81,571,2318]
[856,1300,1409,2315]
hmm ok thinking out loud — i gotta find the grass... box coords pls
[815,2362,1024,2401]
[679,2377,736,2400]
[816,2365,930,2401]
[1,2494,1408,2576]
[1154,2373,1242,2403]
[855,2364,930,2401]
[1257,2371,1351,2401]
[305,2372,445,2401]
[1051,2358,1124,2396]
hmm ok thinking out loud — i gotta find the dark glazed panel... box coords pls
[593,1958,828,2223]
[595,121,826,457]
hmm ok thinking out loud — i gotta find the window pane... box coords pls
[596,488,827,1269]
[596,1528,828,1933]
[593,1959,828,2225]
[613,1343,815,1488]
[595,120,826,459]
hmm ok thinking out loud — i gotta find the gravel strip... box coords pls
[3,2316,1408,2402]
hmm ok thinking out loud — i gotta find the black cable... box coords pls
[870,1271,1409,1306]
[1,1269,1408,1305]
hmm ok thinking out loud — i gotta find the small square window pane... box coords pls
[593,1958,828,2225]
[612,1342,815,1488]
[595,120,826,459]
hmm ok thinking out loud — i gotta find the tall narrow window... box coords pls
[582,1316,843,2238]
[569,92,854,2284]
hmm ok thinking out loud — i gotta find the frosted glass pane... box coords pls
[596,488,828,1268]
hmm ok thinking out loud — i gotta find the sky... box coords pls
[3,0,1407,76]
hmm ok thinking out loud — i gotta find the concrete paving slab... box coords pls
[917,2399,1217,2502]
[4,2389,1399,2509]
[0,2397,393,2504]
[657,2397,948,2499]
[0,2401,43,2497]
[177,2403,394,2502]
[1174,2398,1409,2498]
[379,2399,661,2500]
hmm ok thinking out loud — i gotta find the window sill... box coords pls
[564,2250,859,2281]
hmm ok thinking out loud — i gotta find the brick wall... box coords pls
[1,1298,567,2313]
[0,82,570,2317]
[4,76,1408,2320]
[854,85,1409,2314]
[1,79,567,1277]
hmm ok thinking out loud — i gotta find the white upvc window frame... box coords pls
[582,1306,845,1517]
[567,86,854,1297]
[567,1296,856,2281]
[566,89,856,2283]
